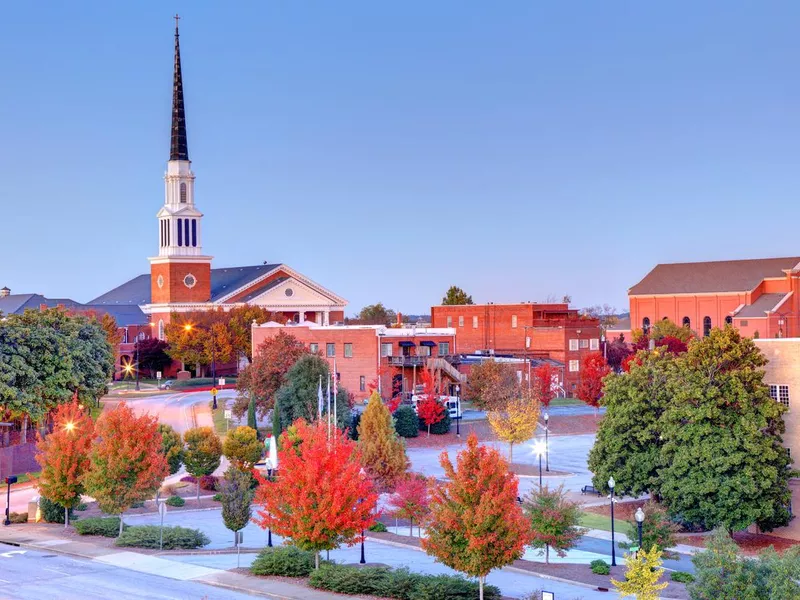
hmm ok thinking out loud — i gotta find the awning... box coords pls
[420,341,437,347]
[398,341,416,347]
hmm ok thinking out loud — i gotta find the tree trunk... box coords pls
[21,415,28,444]
[478,575,484,600]
[118,514,124,537]
[427,424,431,437]
[315,552,320,570]
[65,506,69,528]
[410,517,413,537]
[196,479,201,504]
[546,544,549,564]
[509,442,514,463]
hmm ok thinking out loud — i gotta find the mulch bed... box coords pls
[676,530,800,556]
[509,464,572,478]
[582,498,645,520]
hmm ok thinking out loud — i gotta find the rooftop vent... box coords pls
[0,287,9,297]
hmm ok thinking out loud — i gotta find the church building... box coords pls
[89,20,347,344]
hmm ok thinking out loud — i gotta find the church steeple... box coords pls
[170,14,189,161]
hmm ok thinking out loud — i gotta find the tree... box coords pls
[252,419,378,569]
[575,352,610,410]
[441,286,474,306]
[234,331,307,418]
[422,433,530,600]
[611,545,668,600]
[274,354,350,435]
[624,501,679,556]
[222,426,263,471]
[387,473,430,536]
[358,391,409,490]
[487,389,540,462]
[581,304,619,328]
[466,359,519,410]
[227,305,282,364]
[164,310,234,374]
[355,303,397,325]
[587,350,674,496]
[35,400,94,527]
[220,465,252,547]
[84,402,168,536]
[183,427,222,503]
[417,370,446,436]
[158,423,184,475]
[531,363,557,408]
[659,327,793,532]
[135,338,172,378]
[99,313,124,349]
[688,528,762,600]
[605,334,632,372]
[523,485,583,564]
[758,545,800,599]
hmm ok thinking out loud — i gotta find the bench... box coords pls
[581,485,602,496]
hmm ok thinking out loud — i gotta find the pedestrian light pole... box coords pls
[609,476,617,566]
[544,411,549,472]
[455,384,461,438]
[635,507,645,554]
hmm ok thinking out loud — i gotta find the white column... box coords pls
[316,311,322,324]
[324,310,330,326]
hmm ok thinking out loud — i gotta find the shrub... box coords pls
[165,495,185,507]
[369,522,388,532]
[308,564,501,599]
[421,408,451,435]
[115,525,209,549]
[9,512,28,524]
[131,501,145,509]
[199,475,219,491]
[671,571,695,583]
[161,484,179,496]
[180,475,196,484]
[250,546,317,577]
[394,406,419,438]
[74,503,88,512]
[349,413,361,441]
[39,496,75,524]
[74,517,125,537]
[590,559,610,575]
[212,493,222,502]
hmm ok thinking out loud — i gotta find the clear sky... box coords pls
[1,2,798,315]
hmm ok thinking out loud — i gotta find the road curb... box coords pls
[196,578,295,600]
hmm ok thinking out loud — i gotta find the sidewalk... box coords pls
[0,526,362,600]
[581,528,701,556]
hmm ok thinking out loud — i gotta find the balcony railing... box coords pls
[385,355,461,367]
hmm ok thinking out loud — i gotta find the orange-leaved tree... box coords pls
[35,400,94,527]
[387,472,430,537]
[252,419,378,569]
[575,351,611,412]
[83,402,168,536]
[416,368,445,436]
[358,391,409,490]
[422,433,530,600]
[531,363,558,408]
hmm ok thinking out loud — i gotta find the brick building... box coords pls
[630,257,800,340]
[430,303,601,392]
[252,322,460,405]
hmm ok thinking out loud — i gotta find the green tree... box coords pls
[623,501,679,556]
[523,485,583,564]
[135,338,172,378]
[587,350,675,496]
[158,424,184,475]
[183,427,222,503]
[660,328,793,531]
[356,303,396,325]
[358,391,409,490]
[223,426,263,471]
[441,286,474,306]
[632,317,694,344]
[688,528,761,600]
[220,465,253,547]
[274,354,350,434]
[759,545,800,599]
[611,545,669,600]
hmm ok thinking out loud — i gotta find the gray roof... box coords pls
[88,264,282,305]
[629,257,800,295]
[0,294,145,326]
[735,293,788,318]
[235,277,288,303]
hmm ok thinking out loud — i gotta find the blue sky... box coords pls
[1,2,798,314]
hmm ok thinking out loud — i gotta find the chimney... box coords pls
[0,287,9,297]
[397,312,403,326]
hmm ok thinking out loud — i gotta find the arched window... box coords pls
[642,317,651,334]
[158,320,165,341]
[703,316,712,337]
[725,316,733,326]
[180,182,187,203]
[682,316,691,328]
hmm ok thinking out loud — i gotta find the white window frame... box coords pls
[473,316,478,329]
[344,343,353,358]
[590,338,599,351]
[569,339,579,352]
[438,342,450,356]
[569,359,580,372]
[326,343,335,357]
[359,376,366,392]
[380,342,392,357]
[579,339,589,349]
[418,345,431,357]
[310,343,319,354]
[511,315,518,328]
[458,316,464,327]
[770,384,790,408]
[446,316,452,328]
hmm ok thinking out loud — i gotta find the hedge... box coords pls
[165,495,185,507]
[250,546,318,577]
[590,559,610,575]
[74,517,125,537]
[115,525,209,549]
[420,408,451,435]
[394,406,419,438]
[39,497,75,524]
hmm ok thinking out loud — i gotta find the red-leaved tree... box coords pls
[83,402,169,536]
[531,363,558,408]
[35,400,94,527]
[387,473,430,536]
[575,352,611,412]
[417,368,445,436]
[252,419,378,568]
[422,433,530,600]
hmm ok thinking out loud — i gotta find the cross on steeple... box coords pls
[174,14,180,30]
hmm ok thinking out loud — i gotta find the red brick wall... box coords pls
[151,261,211,304]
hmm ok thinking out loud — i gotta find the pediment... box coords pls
[247,277,337,307]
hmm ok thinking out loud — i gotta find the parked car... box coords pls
[159,380,174,390]
[411,394,462,419]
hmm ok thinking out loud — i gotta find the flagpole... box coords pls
[327,371,332,440]
[333,359,338,435]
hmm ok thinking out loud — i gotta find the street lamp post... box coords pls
[635,507,645,554]
[609,476,617,567]
[544,412,549,472]
[135,336,141,391]
[359,467,367,564]
[455,385,461,438]
[267,461,273,547]
[3,476,17,526]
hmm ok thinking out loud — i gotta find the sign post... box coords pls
[224,409,232,432]
[218,378,226,387]
[235,531,243,567]
[158,500,167,550]
[156,371,162,387]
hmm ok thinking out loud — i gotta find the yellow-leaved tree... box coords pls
[358,391,409,490]
[611,546,668,600]
[487,389,540,462]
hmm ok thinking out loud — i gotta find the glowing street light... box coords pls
[64,422,75,433]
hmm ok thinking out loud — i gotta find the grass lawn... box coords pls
[210,401,229,436]
[14,470,41,484]
[89,402,105,421]
[549,397,585,407]
[579,510,629,534]
[173,377,237,389]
